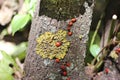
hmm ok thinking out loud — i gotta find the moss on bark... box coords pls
[39,0,86,20]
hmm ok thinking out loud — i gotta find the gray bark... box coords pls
[23,0,94,80]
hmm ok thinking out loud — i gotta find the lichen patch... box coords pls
[36,30,70,59]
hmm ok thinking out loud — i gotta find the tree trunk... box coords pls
[23,0,94,80]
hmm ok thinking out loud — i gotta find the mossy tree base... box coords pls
[23,0,94,80]
[40,0,86,20]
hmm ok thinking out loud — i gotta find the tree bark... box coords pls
[23,0,94,80]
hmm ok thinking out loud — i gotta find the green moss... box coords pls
[39,0,86,20]
[36,30,70,59]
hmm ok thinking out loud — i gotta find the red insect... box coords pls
[115,48,120,54]
[68,32,72,36]
[55,58,60,63]
[62,71,67,76]
[66,77,71,80]
[55,42,62,47]
[105,68,109,74]
[68,21,73,26]
[60,65,66,70]
[67,27,71,31]
[71,18,77,23]
[66,62,71,67]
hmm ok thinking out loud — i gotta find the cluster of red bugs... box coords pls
[55,18,77,47]
[67,18,77,36]
[54,18,77,80]
[55,58,71,80]
[115,48,120,55]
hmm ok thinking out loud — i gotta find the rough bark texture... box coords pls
[23,0,94,80]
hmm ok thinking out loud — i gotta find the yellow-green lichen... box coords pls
[36,30,70,59]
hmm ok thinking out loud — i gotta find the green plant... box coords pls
[0,51,18,80]
[89,14,103,61]
[11,0,36,35]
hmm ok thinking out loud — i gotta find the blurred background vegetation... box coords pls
[0,0,36,80]
[0,0,120,80]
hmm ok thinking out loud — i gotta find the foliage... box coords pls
[11,14,31,35]
[0,51,17,80]
[86,11,120,74]
[0,42,27,80]
[0,0,34,79]
[11,0,36,35]
[89,14,103,61]
[90,44,100,60]
[0,41,27,60]
[12,42,28,60]
[85,31,100,64]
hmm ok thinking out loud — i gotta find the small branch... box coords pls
[91,41,120,65]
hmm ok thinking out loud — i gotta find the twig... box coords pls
[91,41,120,65]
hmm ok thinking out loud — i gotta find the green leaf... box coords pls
[90,44,100,58]
[29,0,36,10]
[0,51,17,80]
[28,7,34,17]
[0,51,16,66]
[24,0,30,11]
[85,31,100,64]
[24,0,36,16]
[0,41,18,56]
[12,42,28,60]
[0,63,14,80]
[28,0,36,17]
[0,29,8,37]
[88,31,100,47]
[11,14,31,35]
[0,72,14,80]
